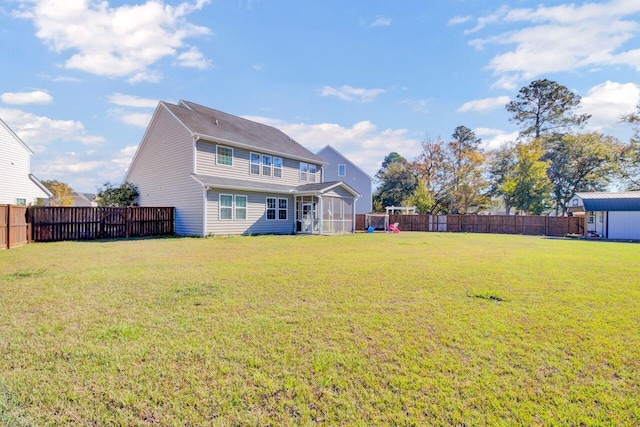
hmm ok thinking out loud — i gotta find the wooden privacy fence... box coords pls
[358,213,583,237]
[28,206,174,242]
[0,204,30,249]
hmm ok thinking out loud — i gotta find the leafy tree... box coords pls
[411,137,452,214]
[96,182,139,207]
[506,79,591,138]
[620,102,640,189]
[511,140,552,215]
[373,153,417,210]
[406,180,434,214]
[487,143,519,215]
[447,126,488,214]
[41,179,73,206]
[543,133,620,215]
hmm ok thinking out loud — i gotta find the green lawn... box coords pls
[1,232,639,425]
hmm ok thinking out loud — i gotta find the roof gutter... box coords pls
[192,132,328,166]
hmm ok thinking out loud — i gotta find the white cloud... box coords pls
[243,116,421,177]
[448,15,472,26]
[579,81,640,131]
[15,0,212,83]
[108,93,158,109]
[370,17,391,27]
[1,90,53,105]
[0,108,105,152]
[176,46,213,69]
[466,1,640,86]
[112,145,139,170]
[398,99,430,114]
[320,85,386,103]
[457,96,510,113]
[473,128,519,151]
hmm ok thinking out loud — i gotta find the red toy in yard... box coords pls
[387,223,400,233]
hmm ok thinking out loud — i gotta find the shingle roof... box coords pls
[576,191,640,211]
[163,101,325,164]
[193,175,360,197]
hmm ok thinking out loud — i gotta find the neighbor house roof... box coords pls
[192,175,360,197]
[575,191,640,211]
[162,101,325,165]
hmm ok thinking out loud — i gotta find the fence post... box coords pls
[6,204,10,250]
[545,215,549,236]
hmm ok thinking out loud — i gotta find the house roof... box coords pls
[163,101,325,165]
[29,174,54,198]
[316,145,374,181]
[1,117,34,155]
[575,191,640,211]
[192,175,360,197]
[73,192,96,201]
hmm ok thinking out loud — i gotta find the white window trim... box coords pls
[262,154,273,177]
[266,197,277,221]
[278,198,288,221]
[249,152,261,175]
[273,157,283,179]
[216,145,234,167]
[235,195,248,221]
[300,162,308,181]
[338,164,346,177]
[219,193,234,220]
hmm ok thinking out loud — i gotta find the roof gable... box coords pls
[0,117,34,155]
[166,100,324,164]
[316,145,373,181]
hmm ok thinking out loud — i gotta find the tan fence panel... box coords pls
[0,205,30,249]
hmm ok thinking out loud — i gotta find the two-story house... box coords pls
[0,117,52,205]
[317,145,373,214]
[125,101,359,236]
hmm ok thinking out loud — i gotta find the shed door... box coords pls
[608,211,640,240]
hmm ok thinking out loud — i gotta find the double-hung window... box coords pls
[262,155,272,176]
[266,197,277,220]
[273,157,283,178]
[278,198,288,220]
[217,145,233,166]
[250,152,261,175]
[219,194,233,220]
[235,195,247,220]
[300,162,309,181]
[308,164,317,182]
[266,197,288,220]
[220,194,248,220]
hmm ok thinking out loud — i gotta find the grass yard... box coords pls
[1,232,639,425]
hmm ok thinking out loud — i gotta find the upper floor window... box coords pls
[250,152,261,174]
[273,157,283,178]
[250,152,282,178]
[300,162,309,181]
[309,164,317,183]
[262,155,272,176]
[338,164,346,177]
[217,145,233,166]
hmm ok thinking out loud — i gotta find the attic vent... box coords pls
[215,119,219,125]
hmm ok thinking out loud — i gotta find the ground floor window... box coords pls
[267,197,288,220]
[15,198,26,206]
[220,194,247,220]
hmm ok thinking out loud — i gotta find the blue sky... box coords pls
[1,0,639,193]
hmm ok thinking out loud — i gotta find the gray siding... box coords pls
[126,105,203,236]
[206,189,295,235]
[323,186,356,199]
[0,121,50,205]
[317,146,372,214]
[195,140,320,186]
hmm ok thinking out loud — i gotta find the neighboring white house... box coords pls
[316,145,373,214]
[567,191,640,240]
[0,117,52,205]
[125,100,360,236]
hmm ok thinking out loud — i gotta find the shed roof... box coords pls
[163,101,325,165]
[576,191,640,211]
